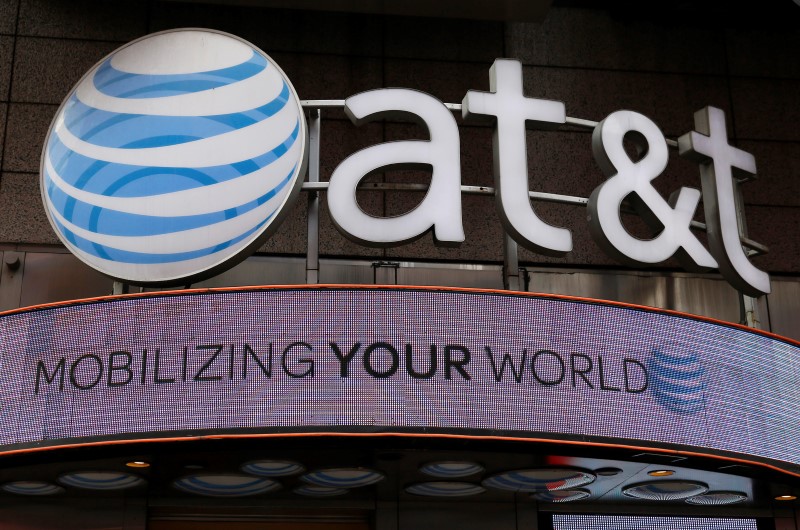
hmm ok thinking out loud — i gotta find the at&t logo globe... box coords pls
[648,344,707,415]
[40,29,307,285]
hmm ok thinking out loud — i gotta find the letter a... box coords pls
[328,89,464,246]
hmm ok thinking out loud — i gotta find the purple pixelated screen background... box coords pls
[1,287,797,472]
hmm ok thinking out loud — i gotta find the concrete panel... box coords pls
[383,191,505,263]
[315,118,385,259]
[0,172,57,244]
[726,27,800,79]
[731,78,800,142]
[3,103,56,173]
[384,59,491,107]
[0,0,17,35]
[256,197,309,256]
[18,0,147,41]
[517,201,616,267]
[0,102,5,169]
[384,16,503,62]
[507,7,727,74]
[270,52,383,100]
[150,2,383,57]
[744,205,800,274]
[738,141,800,208]
[11,37,117,104]
[258,119,386,258]
[318,188,387,258]
[524,129,708,201]
[522,66,732,138]
[0,35,12,101]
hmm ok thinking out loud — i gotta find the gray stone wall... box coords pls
[0,0,796,275]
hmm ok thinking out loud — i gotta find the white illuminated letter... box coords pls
[678,106,770,296]
[588,110,717,270]
[462,59,571,256]
[327,89,464,246]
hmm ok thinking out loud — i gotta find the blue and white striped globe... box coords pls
[40,29,307,284]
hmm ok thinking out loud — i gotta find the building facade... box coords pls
[0,0,797,528]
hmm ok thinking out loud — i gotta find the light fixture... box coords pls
[294,485,349,497]
[301,468,385,488]
[482,468,595,492]
[623,480,708,501]
[1,481,64,496]
[58,471,145,490]
[406,482,486,497]
[173,474,280,497]
[242,460,305,477]
[532,489,591,503]
[775,494,797,501]
[419,461,484,478]
[647,470,674,477]
[125,461,150,468]
[686,491,748,505]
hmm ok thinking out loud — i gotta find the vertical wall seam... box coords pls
[0,0,22,177]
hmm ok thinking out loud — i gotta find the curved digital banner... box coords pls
[3,287,799,474]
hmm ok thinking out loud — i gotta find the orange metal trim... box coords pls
[1,283,797,346]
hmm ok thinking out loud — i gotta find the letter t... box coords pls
[678,106,770,296]
[462,59,572,255]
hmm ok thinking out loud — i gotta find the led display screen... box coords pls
[551,514,758,530]
[2,287,798,473]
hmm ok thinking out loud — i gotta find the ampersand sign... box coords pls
[587,110,717,270]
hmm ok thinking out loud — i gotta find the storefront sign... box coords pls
[40,29,770,295]
[9,287,800,474]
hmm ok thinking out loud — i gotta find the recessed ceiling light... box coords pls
[173,474,280,497]
[294,485,349,497]
[406,482,486,497]
[775,495,797,501]
[686,491,748,505]
[532,488,591,503]
[623,481,708,501]
[241,460,305,477]
[419,461,484,478]
[58,471,145,490]
[125,461,150,468]
[648,470,674,477]
[301,468,385,488]
[482,468,595,492]
[1,481,64,496]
